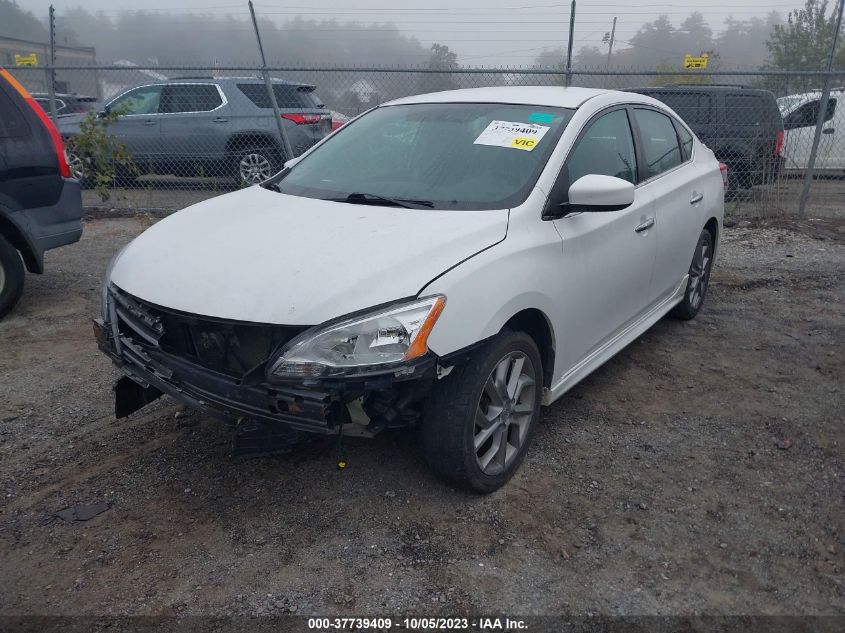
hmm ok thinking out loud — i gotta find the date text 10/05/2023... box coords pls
[307,617,528,630]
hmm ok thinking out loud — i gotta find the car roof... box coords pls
[164,76,308,87]
[632,85,776,97]
[385,86,632,109]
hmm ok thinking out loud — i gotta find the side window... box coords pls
[566,109,637,186]
[785,99,836,129]
[725,95,766,125]
[160,84,223,113]
[654,92,712,126]
[634,108,682,178]
[108,85,162,115]
[35,97,66,115]
[675,121,694,161]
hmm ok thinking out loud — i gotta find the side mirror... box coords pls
[563,174,635,214]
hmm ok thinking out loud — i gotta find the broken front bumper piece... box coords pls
[94,286,437,437]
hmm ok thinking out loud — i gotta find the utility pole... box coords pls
[565,0,576,87]
[606,16,617,68]
[797,0,844,218]
[47,5,57,124]
[248,0,294,162]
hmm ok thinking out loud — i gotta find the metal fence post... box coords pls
[248,0,294,162]
[46,5,58,124]
[797,0,844,219]
[565,0,576,87]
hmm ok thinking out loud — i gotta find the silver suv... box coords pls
[59,76,331,186]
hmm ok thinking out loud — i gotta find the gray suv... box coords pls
[59,76,331,186]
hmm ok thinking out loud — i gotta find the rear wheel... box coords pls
[670,228,714,320]
[65,148,94,189]
[0,233,25,320]
[421,331,542,493]
[234,146,281,186]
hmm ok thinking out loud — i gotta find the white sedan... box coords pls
[95,86,725,492]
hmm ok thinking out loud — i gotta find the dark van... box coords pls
[628,85,784,193]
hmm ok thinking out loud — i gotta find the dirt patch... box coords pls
[1,218,843,616]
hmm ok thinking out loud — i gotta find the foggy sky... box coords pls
[25,0,795,65]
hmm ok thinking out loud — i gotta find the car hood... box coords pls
[110,186,509,325]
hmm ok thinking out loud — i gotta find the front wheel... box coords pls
[421,331,542,493]
[670,228,714,320]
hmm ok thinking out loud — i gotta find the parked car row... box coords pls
[57,76,334,187]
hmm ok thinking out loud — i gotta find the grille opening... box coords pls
[113,289,306,378]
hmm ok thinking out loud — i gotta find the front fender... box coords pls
[421,203,563,371]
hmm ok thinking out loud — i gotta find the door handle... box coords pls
[690,191,704,205]
[143,120,156,126]
[634,218,655,233]
[822,128,834,134]
[213,117,229,123]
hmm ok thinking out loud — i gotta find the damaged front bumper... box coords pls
[94,286,438,437]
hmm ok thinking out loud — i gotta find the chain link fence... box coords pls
[8,64,845,217]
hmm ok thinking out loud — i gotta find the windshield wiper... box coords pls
[330,192,434,209]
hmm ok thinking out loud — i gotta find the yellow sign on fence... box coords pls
[683,54,709,70]
[14,53,38,67]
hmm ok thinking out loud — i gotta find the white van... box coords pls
[778,89,845,173]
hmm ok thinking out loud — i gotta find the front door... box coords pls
[106,84,163,167]
[782,98,837,169]
[551,107,658,374]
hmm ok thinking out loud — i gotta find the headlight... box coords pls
[267,296,446,380]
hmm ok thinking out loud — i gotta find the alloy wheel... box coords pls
[66,150,85,181]
[474,351,537,476]
[688,235,711,310]
[239,152,273,185]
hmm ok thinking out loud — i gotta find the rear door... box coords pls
[158,83,227,170]
[551,107,658,372]
[631,107,705,300]
[104,84,163,165]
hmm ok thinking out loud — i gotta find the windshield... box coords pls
[274,102,575,210]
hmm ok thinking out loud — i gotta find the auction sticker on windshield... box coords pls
[473,120,550,151]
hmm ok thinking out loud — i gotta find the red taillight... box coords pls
[27,99,72,178]
[719,162,729,192]
[0,68,71,178]
[331,119,344,131]
[281,113,322,125]
[775,130,784,157]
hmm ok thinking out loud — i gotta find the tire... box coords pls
[65,148,94,189]
[670,228,714,321]
[0,233,25,320]
[233,146,281,187]
[420,331,543,493]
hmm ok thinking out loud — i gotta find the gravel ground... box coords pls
[0,216,843,616]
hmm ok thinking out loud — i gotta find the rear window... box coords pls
[644,92,712,125]
[237,83,323,109]
[724,94,767,125]
[0,84,30,138]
